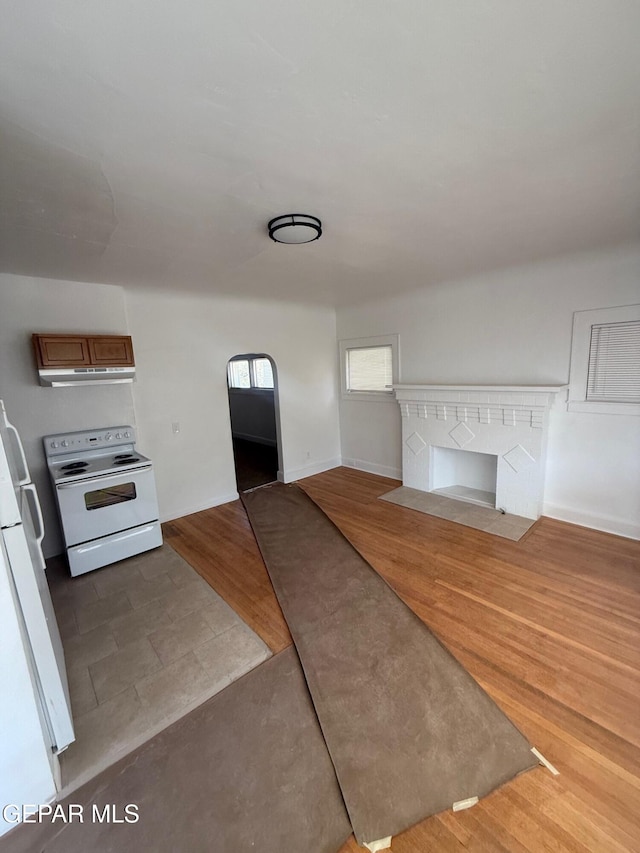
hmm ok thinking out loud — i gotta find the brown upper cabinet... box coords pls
[33,334,135,368]
[87,336,134,365]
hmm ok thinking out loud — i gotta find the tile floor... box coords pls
[380,486,536,540]
[48,544,271,795]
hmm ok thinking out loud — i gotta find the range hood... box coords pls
[33,334,136,387]
[38,366,136,387]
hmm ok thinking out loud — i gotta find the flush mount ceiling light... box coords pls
[267,214,322,244]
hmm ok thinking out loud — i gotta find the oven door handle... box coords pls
[57,466,152,489]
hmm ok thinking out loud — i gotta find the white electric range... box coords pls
[44,425,162,576]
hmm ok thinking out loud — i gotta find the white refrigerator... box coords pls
[0,400,74,835]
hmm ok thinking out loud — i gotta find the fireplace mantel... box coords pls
[393,384,567,519]
[393,384,567,401]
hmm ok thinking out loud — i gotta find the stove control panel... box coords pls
[44,426,135,457]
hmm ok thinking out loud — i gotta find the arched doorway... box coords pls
[227,353,280,491]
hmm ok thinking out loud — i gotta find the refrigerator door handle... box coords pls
[23,483,45,548]
[5,421,30,485]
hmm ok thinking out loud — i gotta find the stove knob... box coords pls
[50,441,59,449]
[124,431,131,438]
[115,432,122,439]
[61,440,69,448]
[105,432,113,441]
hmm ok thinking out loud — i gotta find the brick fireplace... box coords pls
[393,385,566,519]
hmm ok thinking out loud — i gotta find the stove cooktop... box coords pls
[48,451,152,484]
[43,425,153,484]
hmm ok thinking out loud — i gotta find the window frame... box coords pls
[339,334,399,402]
[227,358,252,389]
[227,355,275,391]
[568,304,640,416]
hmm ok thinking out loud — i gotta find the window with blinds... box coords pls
[339,334,398,401]
[586,320,640,403]
[228,356,274,390]
[346,345,393,392]
[252,358,274,389]
[228,359,251,388]
[568,304,640,415]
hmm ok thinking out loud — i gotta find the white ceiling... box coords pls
[1,1,638,305]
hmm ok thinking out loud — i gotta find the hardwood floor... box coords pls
[164,467,640,853]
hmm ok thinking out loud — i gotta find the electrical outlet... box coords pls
[172,422,180,435]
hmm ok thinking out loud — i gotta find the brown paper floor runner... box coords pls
[242,483,538,847]
[1,648,352,853]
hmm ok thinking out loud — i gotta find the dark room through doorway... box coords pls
[227,354,280,492]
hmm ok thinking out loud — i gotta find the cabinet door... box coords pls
[87,336,134,365]
[33,335,91,367]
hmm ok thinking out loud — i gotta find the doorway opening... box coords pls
[227,353,281,492]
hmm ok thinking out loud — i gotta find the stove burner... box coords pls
[114,454,134,460]
[114,456,140,465]
[61,461,89,471]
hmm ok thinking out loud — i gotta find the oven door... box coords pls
[55,465,159,547]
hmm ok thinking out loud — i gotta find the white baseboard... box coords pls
[281,457,342,483]
[341,457,402,481]
[160,491,240,523]
[543,503,640,541]
[161,459,344,520]
[153,484,640,543]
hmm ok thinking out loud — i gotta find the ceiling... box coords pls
[1,1,638,306]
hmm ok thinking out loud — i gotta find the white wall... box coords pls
[124,288,341,522]
[337,244,640,539]
[0,274,135,557]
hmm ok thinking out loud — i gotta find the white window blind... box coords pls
[253,358,274,389]
[586,320,640,403]
[228,360,251,388]
[228,357,274,390]
[346,345,393,392]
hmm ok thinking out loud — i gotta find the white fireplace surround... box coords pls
[394,385,567,519]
